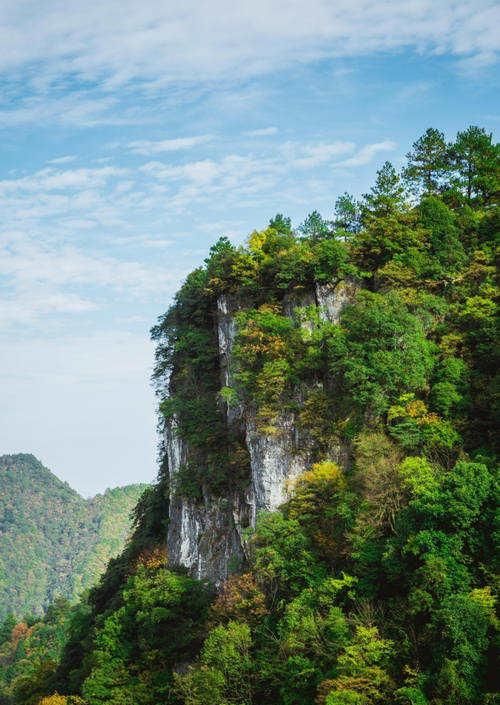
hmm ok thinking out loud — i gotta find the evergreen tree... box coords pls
[299,210,331,240]
[362,161,407,217]
[269,213,293,234]
[449,126,499,204]
[404,128,449,194]
[333,193,362,234]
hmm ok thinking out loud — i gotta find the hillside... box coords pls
[1,126,498,705]
[0,454,147,620]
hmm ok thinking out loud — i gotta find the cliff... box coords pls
[15,127,497,705]
[163,279,358,583]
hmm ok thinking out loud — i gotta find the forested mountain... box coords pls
[0,454,147,620]
[2,126,498,705]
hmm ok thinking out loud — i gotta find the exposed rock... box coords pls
[167,490,248,584]
[216,294,236,389]
[245,408,313,524]
[165,281,358,584]
[165,415,249,585]
[315,278,358,323]
[216,294,243,426]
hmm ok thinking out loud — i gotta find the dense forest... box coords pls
[0,454,146,620]
[1,126,498,705]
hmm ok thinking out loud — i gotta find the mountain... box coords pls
[2,126,498,705]
[0,453,147,619]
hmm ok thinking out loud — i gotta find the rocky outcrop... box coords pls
[165,280,358,584]
[245,408,314,524]
[165,415,250,584]
[315,278,358,324]
[216,294,243,426]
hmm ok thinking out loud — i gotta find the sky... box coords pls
[0,0,498,496]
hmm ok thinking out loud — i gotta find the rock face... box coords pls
[165,414,249,583]
[316,279,358,324]
[245,409,314,525]
[165,280,357,584]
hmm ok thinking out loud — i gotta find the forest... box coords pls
[0,454,146,622]
[0,125,497,705]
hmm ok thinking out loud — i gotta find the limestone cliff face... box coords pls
[165,280,357,584]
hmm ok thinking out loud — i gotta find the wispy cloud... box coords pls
[245,126,278,137]
[47,155,77,165]
[0,135,398,328]
[0,235,180,328]
[338,141,397,167]
[140,139,398,209]
[0,1,497,127]
[283,141,355,169]
[0,166,127,195]
[128,135,212,155]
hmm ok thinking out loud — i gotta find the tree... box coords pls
[449,126,499,204]
[269,213,293,234]
[333,193,362,235]
[82,566,210,705]
[250,513,325,601]
[299,210,332,240]
[174,622,253,705]
[418,196,466,274]
[352,163,423,274]
[330,291,436,419]
[404,128,449,194]
[287,462,354,564]
[38,696,85,705]
[318,626,395,704]
[362,162,407,218]
[352,431,404,532]
[210,573,268,626]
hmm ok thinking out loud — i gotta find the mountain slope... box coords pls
[3,125,498,705]
[0,453,147,619]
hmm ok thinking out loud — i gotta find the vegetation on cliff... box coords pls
[2,125,498,705]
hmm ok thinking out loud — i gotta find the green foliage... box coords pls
[287,462,355,565]
[333,193,362,234]
[449,126,499,204]
[176,621,253,705]
[404,128,449,194]
[332,292,436,419]
[418,196,466,274]
[9,125,499,705]
[81,564,211,705]
[320,625,395,704]
[0,599,74,705]
[250,512,326,603]
[0,454,146,621]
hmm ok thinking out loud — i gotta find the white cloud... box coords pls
[0,166,127,195]
[338,141,397,167]
[0,289,97,326]
[0,1,497,128]
[284,141,356,168]
[139,139,397,210]
[47,155,77,165]
[0,91,129,127]
[0,238,176,298]
[129,135,213,155]
[245,126,279,137]
[0,135,396,329]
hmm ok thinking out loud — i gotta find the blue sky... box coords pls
[1,0,498,495]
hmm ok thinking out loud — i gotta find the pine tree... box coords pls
[404,127,449,194]
[449,126,499,204]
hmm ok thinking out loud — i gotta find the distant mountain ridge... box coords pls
[0,453,147,619]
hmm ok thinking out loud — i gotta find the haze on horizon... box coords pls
[1,0,498,495]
